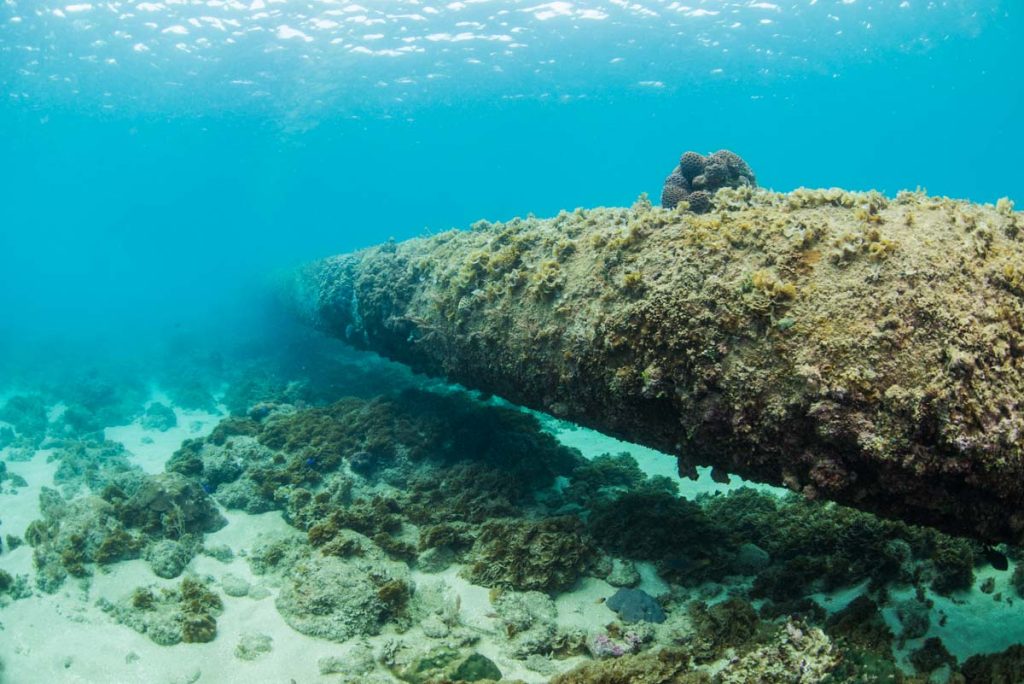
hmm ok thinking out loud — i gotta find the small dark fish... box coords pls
[984,545,1009,571]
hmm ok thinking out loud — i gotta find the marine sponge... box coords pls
[660,184,689,211]
[703,162,729,187]
[709,149,755,181]
[660,149,755,211]
[679,152,706,182]
[659,150,757,209]
[686,190,712,215]
[664,169,690,191]
[659,167,692,208]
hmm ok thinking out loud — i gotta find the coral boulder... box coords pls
[661,149,756,212]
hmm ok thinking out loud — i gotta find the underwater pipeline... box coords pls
[291,187,1024,544]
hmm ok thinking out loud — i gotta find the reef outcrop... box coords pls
[290,188,1024,544]
[661,149,756,212]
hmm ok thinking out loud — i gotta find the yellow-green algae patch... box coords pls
[294,188,1024,544]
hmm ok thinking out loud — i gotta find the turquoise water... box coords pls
[2,3,1024,682]
[2,0,1021,356]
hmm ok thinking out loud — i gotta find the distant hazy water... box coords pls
[1,0,1021,359]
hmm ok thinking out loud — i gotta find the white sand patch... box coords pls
[885,568,1024,665]
[636,561,671,596]
[554,576,617,630]
[0,450,56,584]
[544,419,781,499]
[1,507,371,683]
[0,558,347,683]
[205,509,295,552]
[104,398,220,474]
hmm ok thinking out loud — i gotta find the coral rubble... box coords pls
[25,470,225,591]
[99,576,224,645]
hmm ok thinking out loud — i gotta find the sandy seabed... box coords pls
[2,393,1024,684]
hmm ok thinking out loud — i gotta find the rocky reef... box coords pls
[289,188,1024,545]
[25,470,225,591]
[138,389,1011,679]
[99,575,224,645]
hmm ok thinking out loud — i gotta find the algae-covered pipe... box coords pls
[293,188,1024,544]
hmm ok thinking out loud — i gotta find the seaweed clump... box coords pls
[960,644,1024,683]
[171,389,579,517]
[588,488,731,585]
[26,489,145,591]
[464,516,596,592]
[685,598,760,662]
[702,487,977,600]
[168,388,590,576]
